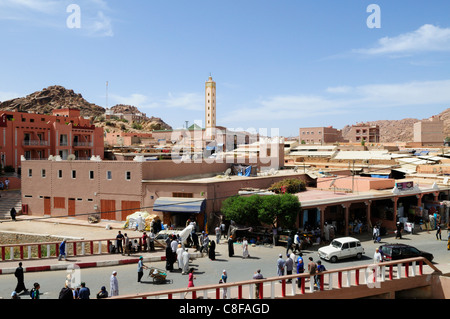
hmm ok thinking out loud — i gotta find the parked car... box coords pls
[378,243,433,262]
[318,237,365,263]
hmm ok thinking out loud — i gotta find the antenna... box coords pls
[106,81,109,109]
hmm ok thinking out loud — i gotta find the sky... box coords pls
[1,0,450,137]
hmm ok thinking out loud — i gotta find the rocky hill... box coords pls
[0,85,172,132]
[0,85,105,118]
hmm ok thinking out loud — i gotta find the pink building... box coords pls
[299,126,344,144]
[346,124,380,144]
[0,109,104,171]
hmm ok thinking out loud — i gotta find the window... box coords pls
[89,171,94,180]
[125,171,131,180]
[41,169,46,178]
[58,170,63,178]
[342,243,349,250]
[107,171,112,180]
[72,170,76,179]
[349,242,356,248]
[28,169,32,177]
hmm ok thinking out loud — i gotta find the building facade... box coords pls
[346,124,380,144]
[413,116,444,146]
[0,108,104,171]
[299,126,344,144]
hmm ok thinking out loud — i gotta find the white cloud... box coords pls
[222,79,450,123]
[356,24,450,55]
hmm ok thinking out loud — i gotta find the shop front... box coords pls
[152,197,206,230]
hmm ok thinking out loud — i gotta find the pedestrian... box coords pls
[148,230,155,251]
[78,282,90,299]
[73,286,80,299]
[395,222,402,239]
[436,223,442,241]
[242,236,249,258]
[208,239,216,260]
[294,232,301,253]
[286,234,293,255]
[14,262,27,294]
[373,248,383,263]
[373,225,381,243]
[176,243,185,271]
[215,225,221,244]
[10,207,16,221]
[58,281,74,299]
[137,256,147,283]
[308,257,317,277]
[124,233,131,256]
[296,253,305,289]
[58,239,67,261]
[201,233,209,254]
[96,286,108,299]
[228,235,234,257]
[116,231,124,254]
[277,254,285,281]
[192,231,200,251]
[252,269,264,299]
[110,271,119,297]
[182,249,190,274]
[285,253,294,283]
[221,222,226,239]
[165,243,174,271]
[142,232,148,251]
[314,260,326,288]
[188,268,196,287]
[5,178,9,189]
[220,270,228,299]
[30,282,40,299]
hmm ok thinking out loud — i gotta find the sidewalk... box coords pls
[0,215,203,275]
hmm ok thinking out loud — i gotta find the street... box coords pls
[1,229,449,299]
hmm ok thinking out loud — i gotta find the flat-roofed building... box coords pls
[413,116,444,146]
[299,126,344,144]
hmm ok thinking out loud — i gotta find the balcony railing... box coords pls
[73,141,93,147]
[22,140,49,146]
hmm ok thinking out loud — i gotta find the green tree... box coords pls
[221,195,262,226]
[258,193,300,229]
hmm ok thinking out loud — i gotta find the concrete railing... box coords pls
[112,257,440,300]
[0,236,151,261]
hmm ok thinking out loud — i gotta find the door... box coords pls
[68,198,76,216]
[44,197,51,215]
[340,242,351,258]
[121,201,141,221]
[100,200,116,220]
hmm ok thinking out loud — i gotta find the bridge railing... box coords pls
[112,257,440,300]
[0,236,151,261]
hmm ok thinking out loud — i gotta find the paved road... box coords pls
[0,217,449,299]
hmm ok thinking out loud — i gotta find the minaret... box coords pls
[205,75,216,136]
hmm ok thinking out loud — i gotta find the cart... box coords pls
[148,267,170,284]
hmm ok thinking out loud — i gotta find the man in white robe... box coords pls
[110,271,119,297]
[176,244,184,271]
[182,249,190,274]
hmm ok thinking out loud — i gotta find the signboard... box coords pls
[395,181,414,191]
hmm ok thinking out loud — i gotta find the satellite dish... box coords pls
[67,154,76,161]
[48,155,54,161]
[224,168,232,176]
[293,166,298,172]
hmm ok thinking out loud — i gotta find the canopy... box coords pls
[153,197,206,214]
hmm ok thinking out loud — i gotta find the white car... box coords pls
[318,237,365,263]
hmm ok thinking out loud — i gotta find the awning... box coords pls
[153,197,206,214]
